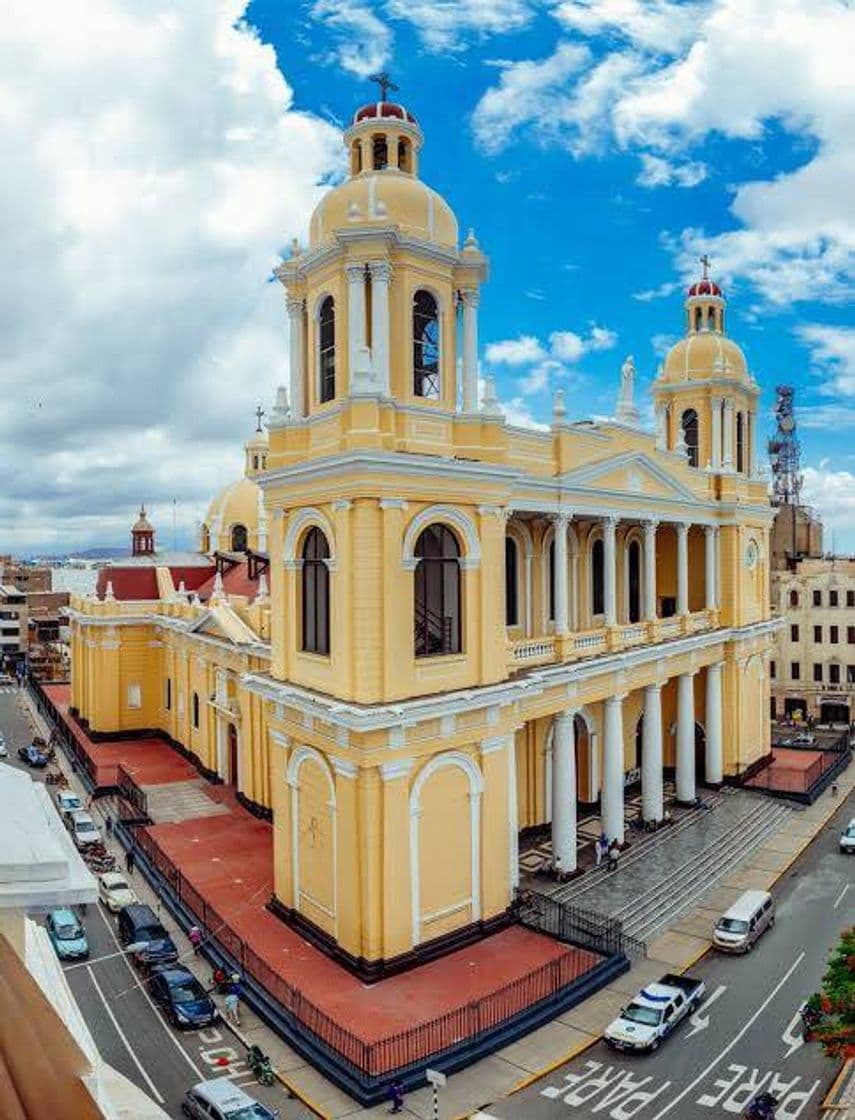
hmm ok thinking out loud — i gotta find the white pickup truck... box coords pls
[604,973,705,1052]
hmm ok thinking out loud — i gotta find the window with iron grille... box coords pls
[319,296,335,403]
[302,528,330,655]
[413,290,440,398]
[414,524,461,657]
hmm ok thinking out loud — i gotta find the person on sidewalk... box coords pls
[607,841,620,872]
[388,1082,404,1114]
[125,846,136,875]
[594,836,603,867]
[188,925,202,954]
[224,974,242,1027]
[104,814,113,838]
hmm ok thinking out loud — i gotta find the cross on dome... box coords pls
[255,404,265,433]
[699,253,711,279]
[369,71,398,102]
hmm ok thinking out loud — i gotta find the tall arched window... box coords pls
[736,411,745,473]
[413,290,440,398]
[628,540,641,623]
[397,138,411,171]
[682,408,699,468]
[591,538,605,616]
[414,524,461,657]
[165,678,172,711]
[505,536,519,626]
[302,528,330,655]
[231,523,248,552]
[192,692,200,729]
[372,134,388,170]
[319,296,336,403]
[548,539,555,621]
[789,589,799,607]
[694,307,703,332]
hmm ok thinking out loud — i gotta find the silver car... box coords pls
[181,1078,278,1120]
[840,819,855,854]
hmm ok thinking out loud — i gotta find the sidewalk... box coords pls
[25,687,854,1120]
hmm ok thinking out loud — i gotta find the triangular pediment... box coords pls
[188,603,259,645]
[559,452,701,504]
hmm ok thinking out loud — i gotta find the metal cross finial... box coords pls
[699,253,711,279]
[254,404,265,432]
[369,71,398,102]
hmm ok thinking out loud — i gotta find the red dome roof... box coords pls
[687,278,722,298]
[354,101,417,125]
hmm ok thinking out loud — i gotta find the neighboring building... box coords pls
[0,583,27,672]
[0,558,52,593]
[770,556,855,723]
[770,501,823,570]
[70,96,776,979]
[0,765,167,1118]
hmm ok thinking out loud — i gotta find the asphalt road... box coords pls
[0,687,304,1119]
[485,791,855,1120]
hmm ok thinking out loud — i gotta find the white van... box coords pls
[713,890,775,953]
[69,810,101,849]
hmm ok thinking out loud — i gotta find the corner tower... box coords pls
[275,88,488,418]
[653,258,760,475]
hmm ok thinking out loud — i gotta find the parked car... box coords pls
[713,890,775,953]
[68,810,102,849]
[149,966,218,1029]
[0,734,7,759]
[181,1079,279,1120]
[56,789,83,819]
[46,908,89,960]
[117,904,179,970]
[18,743,48,768]
[604,974,705,1052]
[98,871,139,913]
[840,818,855,854]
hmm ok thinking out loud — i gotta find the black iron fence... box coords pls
[517,889,646,961]
[117,764,150,824]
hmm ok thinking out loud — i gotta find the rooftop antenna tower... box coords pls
[767,385,801,558]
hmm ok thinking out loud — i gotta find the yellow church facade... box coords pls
[70,97,777,975]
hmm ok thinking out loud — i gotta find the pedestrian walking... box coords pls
[594,836,603,867]
[388,1081,404,1114]
[125,846,136,875]
[607,841,620,873]
[188,925,202,954]
[104,814,113,838]
[224,974,241,1027]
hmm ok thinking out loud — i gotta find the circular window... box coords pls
[745,540,759,570]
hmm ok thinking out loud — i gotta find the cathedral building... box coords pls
[70,96,777,976]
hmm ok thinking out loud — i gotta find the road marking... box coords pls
[685,984,727,1039]
[781,1003,805,1059]
[833,883,849,909]
[92,901,204,1080]
[86,965,165,1104]
[650,952,805,1119]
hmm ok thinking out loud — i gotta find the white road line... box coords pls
[86,965,165,1105]
[651,952,806,1120]
[92,903,204,1080]
[834,883,850,909]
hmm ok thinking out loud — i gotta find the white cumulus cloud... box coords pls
[310,0,393,78]
[796,323,855,397]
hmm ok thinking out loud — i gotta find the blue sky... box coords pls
[0,1,851,554]
[251,0,855,547]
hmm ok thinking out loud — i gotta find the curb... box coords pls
[218,1019,332,1120]
[508,1032,600,1095]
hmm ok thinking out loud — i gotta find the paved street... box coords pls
[480,792,854,1120]
[0,688,308,1119]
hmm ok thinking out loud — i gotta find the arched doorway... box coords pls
[227,724,238,786]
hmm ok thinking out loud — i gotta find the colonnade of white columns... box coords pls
[549,662,725,874]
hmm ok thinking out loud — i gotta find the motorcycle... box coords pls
[45,769,66,786]
[247,1044,275,1087]
[799,1005,822,1039]
[745,1091,778,1119]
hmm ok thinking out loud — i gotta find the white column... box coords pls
[676,672,696,803]
[704,526,718,610]
[553,513,570,637]
[654,405,667,451]
[461,289,479,412]
[705,662,724,785]
[286,297,305,419]
[524,553,533,638]
[748,411,758,476]
[676,522,690,615]
[603,516,618,627]
[345,262,367,393]
[551,711,577,875]
[602,695,625,845]
[644,520,658,622]
[711,397,722,470]
[642,683,663,822]
[722,398,735,470]
[507,732,519,890]
[369,260,392,395]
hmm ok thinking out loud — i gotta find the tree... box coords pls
[812,927,855,1059]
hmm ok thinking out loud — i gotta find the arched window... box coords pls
[591,538,605,616]
[252,454,259,470]
[192,692,200,729]
[628,540,641,623]
[736,411,745,473]
[397,137,410,172]
[302,528,330,655]
[505,536,519,626]
[694,307,703,332]
[789,589,799,608]
[414,524,461,657]
[372,134,388,170]
[413,290,440,398]
[231,523,248,552]
[682,408,699,468]
[165,678,172,712]
[319,296,335,403]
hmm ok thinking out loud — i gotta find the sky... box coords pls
[1,0,853,555]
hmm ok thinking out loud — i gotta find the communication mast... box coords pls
[767,385,802,557]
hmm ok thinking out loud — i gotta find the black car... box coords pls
[18,743,48,768]
[149,966,218,1029]
[117,904,179,970]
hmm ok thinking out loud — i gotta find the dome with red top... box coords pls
[687,277,722,298]
[354,101,417,125]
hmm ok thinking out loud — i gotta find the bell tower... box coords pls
[131,505,155,557]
